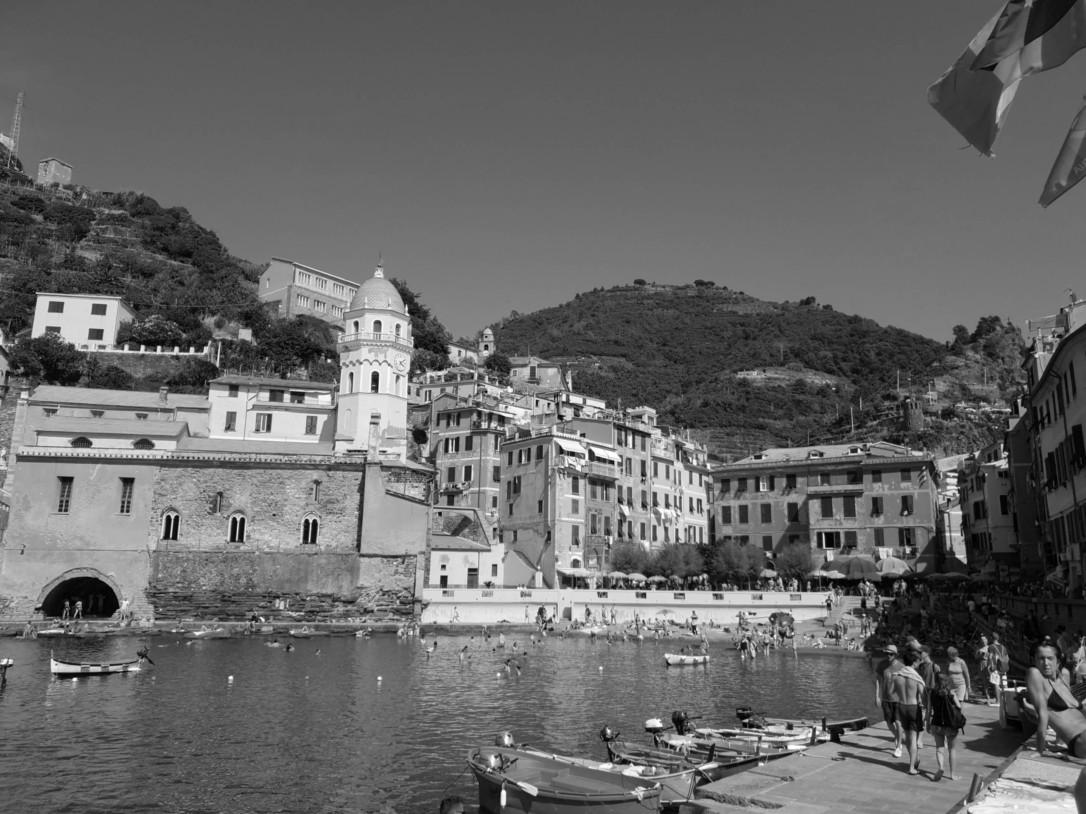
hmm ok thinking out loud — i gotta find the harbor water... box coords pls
[0,632,878,813]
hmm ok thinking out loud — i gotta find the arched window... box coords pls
[311,480,321,502]
[71,437,92,448]
[133,438,155,450]
[373,319,383,335]
[228,513,247,543]
[347,372,354,393]
[301,515,320,545]
[370,372,380,393]
[162,510,180,541]
[394,324,401,337]
[353,320,360,333]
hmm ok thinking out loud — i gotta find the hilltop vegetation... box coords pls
[0,181,451,388]
[493,282,1025,457]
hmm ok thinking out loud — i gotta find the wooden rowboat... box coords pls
[664,653,708,666]
[50,654,144,676]
[183,627,231,639]
[468,745,662,814]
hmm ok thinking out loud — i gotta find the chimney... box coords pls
[158,386,169,405]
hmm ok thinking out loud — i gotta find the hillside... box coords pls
[493,282,1025,458]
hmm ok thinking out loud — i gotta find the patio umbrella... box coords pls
[607,571,628,580]
[760,568,778,579]
[823,570,846,580]
[627,573,648,582]
[834,557,879,581]
[647,575,668,583]
[876,556,913,577]
[770,611,794,626]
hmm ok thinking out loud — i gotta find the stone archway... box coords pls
[37,568,123,619]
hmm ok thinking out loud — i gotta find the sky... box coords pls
[4,1,1086,344]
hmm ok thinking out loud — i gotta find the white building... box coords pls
[206,376,336,445]
[31,294,135,348]
[258,257,358,327]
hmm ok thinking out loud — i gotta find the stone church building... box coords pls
[0,265,434,623]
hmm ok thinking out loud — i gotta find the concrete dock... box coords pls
[680,701,1025,813]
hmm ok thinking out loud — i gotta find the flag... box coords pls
[928,9,1024,156]
[1040,99,1086,207]
[972,0,1086,77]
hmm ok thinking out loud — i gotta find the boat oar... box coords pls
[514,780,538,797]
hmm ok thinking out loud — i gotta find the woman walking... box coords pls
[928,672,963,781]
[945,647,971,703]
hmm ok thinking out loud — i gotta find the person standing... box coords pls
[928,671,964,781]
[986,633,1009,705]
[62,599,70,621]
[892,648,929,775]
[945,647,971,703]
[876,644,905,758]
[73,599,83,620]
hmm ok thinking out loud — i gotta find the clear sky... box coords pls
[4,1,1086,344]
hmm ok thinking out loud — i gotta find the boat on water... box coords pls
[184,627,231,639]
[663,652,708,666]
[288,626,330,638]
[50,653,145,676]
[493,731,700,808]
[735,707,868,742]
[468,744,662,814]
[648,712,821,756]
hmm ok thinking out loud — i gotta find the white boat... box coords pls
[664,652,709,666]
[50,654,144,676]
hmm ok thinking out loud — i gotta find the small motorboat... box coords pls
[36,628,73,638]
[468,744,662,814]
[497,731,701,808]
[184,627,231,639]
[664,652,709,666]
[50,652,145,676]
[289,626,330,638]
[735,707,868,741]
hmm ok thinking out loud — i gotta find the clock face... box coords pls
[394,353,409,372]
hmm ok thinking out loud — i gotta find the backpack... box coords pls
[933,692,966,732]
[991,644,1009,673]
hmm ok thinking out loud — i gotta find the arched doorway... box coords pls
[37,568,122,619]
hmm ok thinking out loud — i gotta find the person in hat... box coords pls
[876,643,905,758]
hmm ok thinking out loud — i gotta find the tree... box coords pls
[9,333,85,385]
[390,277,452,362]
[119,315,186,348]
[82,360,134,390]
[167,359,221,392]
[610,543,650,574]
[485,352,512,376]
[774,542,813,582]
[257,317,327,376]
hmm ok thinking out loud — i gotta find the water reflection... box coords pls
[0,634,878,813]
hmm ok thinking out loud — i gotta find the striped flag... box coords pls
[972,0,1086,77]
[1040,99,1086,207]
[928,9,1024,156]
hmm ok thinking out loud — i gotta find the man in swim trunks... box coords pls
[876,644,905,758]
[892,648,928,775]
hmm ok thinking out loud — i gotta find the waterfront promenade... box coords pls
[684,702,1025,813]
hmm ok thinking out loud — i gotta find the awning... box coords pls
[555,439,587,456]
[557,567,593,577]
[588,446,621,463]
[617,503,630,517]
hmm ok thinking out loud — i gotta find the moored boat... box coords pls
[468,744,662,813]
[184,627,231,639]
[50,653,144,676]
[735,707,868,741]
[289,626,330,638]
[663,652,708,666]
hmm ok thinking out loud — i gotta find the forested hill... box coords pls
[492,282,1024,458]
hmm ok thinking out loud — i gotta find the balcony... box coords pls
[583,461,618,479]
[337,331,414,352]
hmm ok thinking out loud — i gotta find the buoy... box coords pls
[500,786,507,807]
[377,676,382,682]
[228,676,234,683]
[599,666,603,672]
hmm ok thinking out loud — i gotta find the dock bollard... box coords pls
[967,773,984,802]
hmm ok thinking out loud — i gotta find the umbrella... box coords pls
[647,575,668,583]
[760,568,778,579]
[823,570,846,580]
[927,572,970,582]
[876,556,913,577]
[627,573,648,582]
[769,612,794,626]
[823,556,879,581]
[607,571,628,580]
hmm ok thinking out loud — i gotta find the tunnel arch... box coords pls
[36,568,123,619]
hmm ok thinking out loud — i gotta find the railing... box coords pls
[337,331,414,350]
[583,461,618,478]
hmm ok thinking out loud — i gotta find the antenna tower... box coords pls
[6,91,24,170]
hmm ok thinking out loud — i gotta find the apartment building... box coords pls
[259,257,358,327]
[32,293,135,348]
[958,442,1016,575]
[711,442,939,568]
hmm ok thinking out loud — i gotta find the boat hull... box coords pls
[50,657,142,676]
[184,629,231,639]
[663,653,708,666]
[469,746,661,814]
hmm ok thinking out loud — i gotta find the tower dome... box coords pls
[349,262,405,313]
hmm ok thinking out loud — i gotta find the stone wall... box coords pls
[148,549,419,621]
[0,377,27,468]
[88,350,211,382]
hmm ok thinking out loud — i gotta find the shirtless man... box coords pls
[875,644,905,758]
[892,648,928,775]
